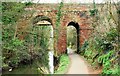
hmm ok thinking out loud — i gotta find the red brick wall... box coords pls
[24,4,92,53]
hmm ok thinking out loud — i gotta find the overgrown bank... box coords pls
[80,1,120,75]
[2,2,51,74]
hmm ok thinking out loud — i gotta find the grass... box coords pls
[54,54,70,74]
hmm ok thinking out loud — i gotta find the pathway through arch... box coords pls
[66,48,102,74]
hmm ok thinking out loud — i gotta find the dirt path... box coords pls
[66,48,102,74]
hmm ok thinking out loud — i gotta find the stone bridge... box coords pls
[18,4,93,54]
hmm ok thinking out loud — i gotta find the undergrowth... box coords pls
[54,54,70,74]
[80,1,119,75]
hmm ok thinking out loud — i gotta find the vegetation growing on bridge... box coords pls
[54,1,64,71]
[55,1,63,55]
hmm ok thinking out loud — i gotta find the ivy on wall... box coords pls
[54,2,63,56]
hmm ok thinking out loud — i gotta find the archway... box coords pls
[67,26,77,53]
[67,21,80,54]
[32,15,54,74]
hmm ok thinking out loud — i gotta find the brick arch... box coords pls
[32,14,59,53]
[67,21,80,53]
[68,21,80,29]
[32,11,57,28]
[32,14,54,49]
[33,15,52,24]
[32,15,53,25]
[58,12,91,54]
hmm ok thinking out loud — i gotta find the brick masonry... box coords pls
[19,4,93,54]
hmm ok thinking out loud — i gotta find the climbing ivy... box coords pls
[54,1,64,72]
[54,1,63,56]
[89,0,98,16]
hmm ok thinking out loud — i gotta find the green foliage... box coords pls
[56,2,63,37]
[80,40,89,52]
[24,2,33,6]
[89,0,98,16]
[54,1,63,56]
[56,2,63,27]
[81,27,118,75]
[84,48,92,58]
[98,51,113,64]
[2,2,24,25]
[92,28,117,52]
[2,2,33,25]
[79,1,119,75]
[94,37,113,52]
[97,51,119,75]
[2,2,50,74]
[2,25,50,73]
[55,54,70,74]
[67,26,77,50]
[32,26,51,67]
[94,36,104,52]
[117,10,120,14]
[106,28,118,42]
[89,9,98,16]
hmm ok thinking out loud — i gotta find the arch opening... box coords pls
[67,21,80,54]
[32,15,54,74]
[33,15,52,25]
